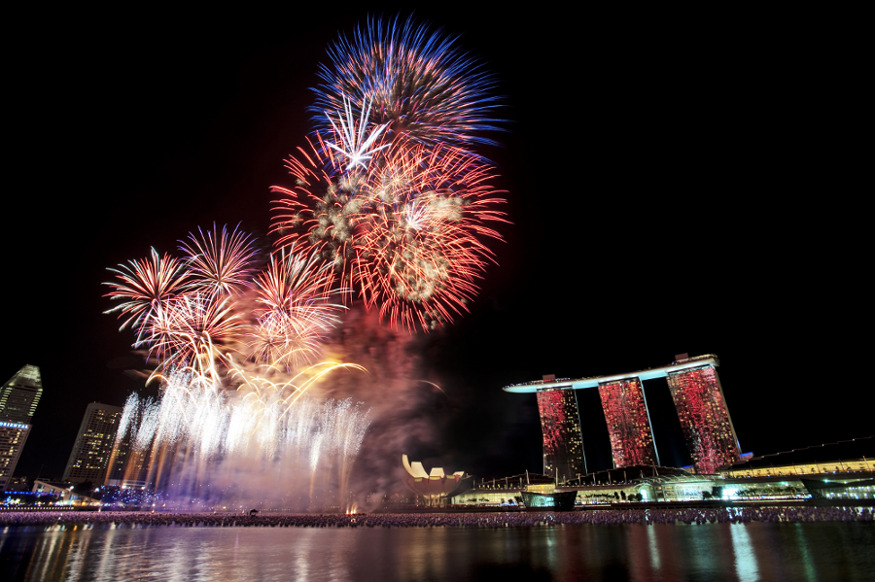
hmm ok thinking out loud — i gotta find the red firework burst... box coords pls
[354,143,508,331]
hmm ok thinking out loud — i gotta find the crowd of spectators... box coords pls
[0,505,871,529]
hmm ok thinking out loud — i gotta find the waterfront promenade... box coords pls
[1,506,871,528]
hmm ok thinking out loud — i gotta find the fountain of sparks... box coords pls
[110,364,370,511]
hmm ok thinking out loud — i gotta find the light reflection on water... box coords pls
[2,521,874,581]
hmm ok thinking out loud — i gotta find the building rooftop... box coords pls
[725,436,874,471]
[503,354,719,393]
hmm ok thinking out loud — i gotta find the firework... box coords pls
[179,223,259,297]
[146,293,243,375]
[250,249,345,368]
[312,15,503,156]
[355,142,509,331]
[111,361,370,509]
[104,248,191,338]
[103,14,509,509]
[324,95,390,171]
[271,138,508,332]
[269,133,375,292]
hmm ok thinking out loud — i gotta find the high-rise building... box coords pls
[0,364,43,423]
[667,363,740,474]
[63,402,124,484]
[598,377,659,468]
[0,365,43,491]
[505,355,742,477]
[536,376,587,480]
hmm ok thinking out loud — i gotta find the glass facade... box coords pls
[667,364,740,474]
[0,365,42,491]
[63,402,124,484]
[598,378,658,468]
[0,364,43,424]
[536,388,586,481]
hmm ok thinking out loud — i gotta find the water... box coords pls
[2,520,874,581]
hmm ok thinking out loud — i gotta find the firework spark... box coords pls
[146,293,243,374]
[325,95,390,171]
[103,248,191,337]
[312,15,504,157]
[179,223,259,297]
[270,139,508,332]
[355,143,509,331]
[270,134,374,291]
[250,248,345,368]
[111,361,369,509]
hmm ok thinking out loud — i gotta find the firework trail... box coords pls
[111,362,369,509]
[145,293,243,375]
[179,223,259,298]
[312,15,503,156]
[325,95,390,171]
[355,142,508,331]
[270,133,374,293]
[251,248,345,369]
[103,248,191,339]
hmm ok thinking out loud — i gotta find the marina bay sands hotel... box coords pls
[503,354,742,479]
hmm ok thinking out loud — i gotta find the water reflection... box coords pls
[2,521,874,581]
[730,523,759,582]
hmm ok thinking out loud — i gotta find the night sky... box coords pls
[3,6,869,484]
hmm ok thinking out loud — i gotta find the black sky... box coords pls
[3,6,869,481]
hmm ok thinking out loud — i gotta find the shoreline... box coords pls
[1,506,872,529]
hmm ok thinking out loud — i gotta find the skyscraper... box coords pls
[598,377,659,468]
[667,363,740,474]
[0,364,43,423]
[63,402,124,484]
[0,365,43,491]
[505,355,742,476]
[536,378,586,480]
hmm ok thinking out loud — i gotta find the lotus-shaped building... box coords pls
[402,455,469,506]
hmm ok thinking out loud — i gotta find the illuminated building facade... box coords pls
[0,365,43,491]
[667,365,740,474]
[598,378,659,468]
[63,402,124,484]
[0,421,31,491]
[504,355,742,476]
[535,379,586,480]
[0,364,43,423]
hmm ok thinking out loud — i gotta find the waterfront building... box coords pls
[453,437,875,508]
[63,402,124,484]
[0,364,43,424]
[0,365,43,491]
[504,355,742,475]
[535,376,587,481]
[598,377,658,468]
[31,480,99,506]
[402,455,468,507]
[0,421,31,491]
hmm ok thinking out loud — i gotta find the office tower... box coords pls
[0,364,43,423]
[63,402,124,484]
[0,365,43,490]
[598,377,658,468]
[536,386,586,481]
[667,363,740,474]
